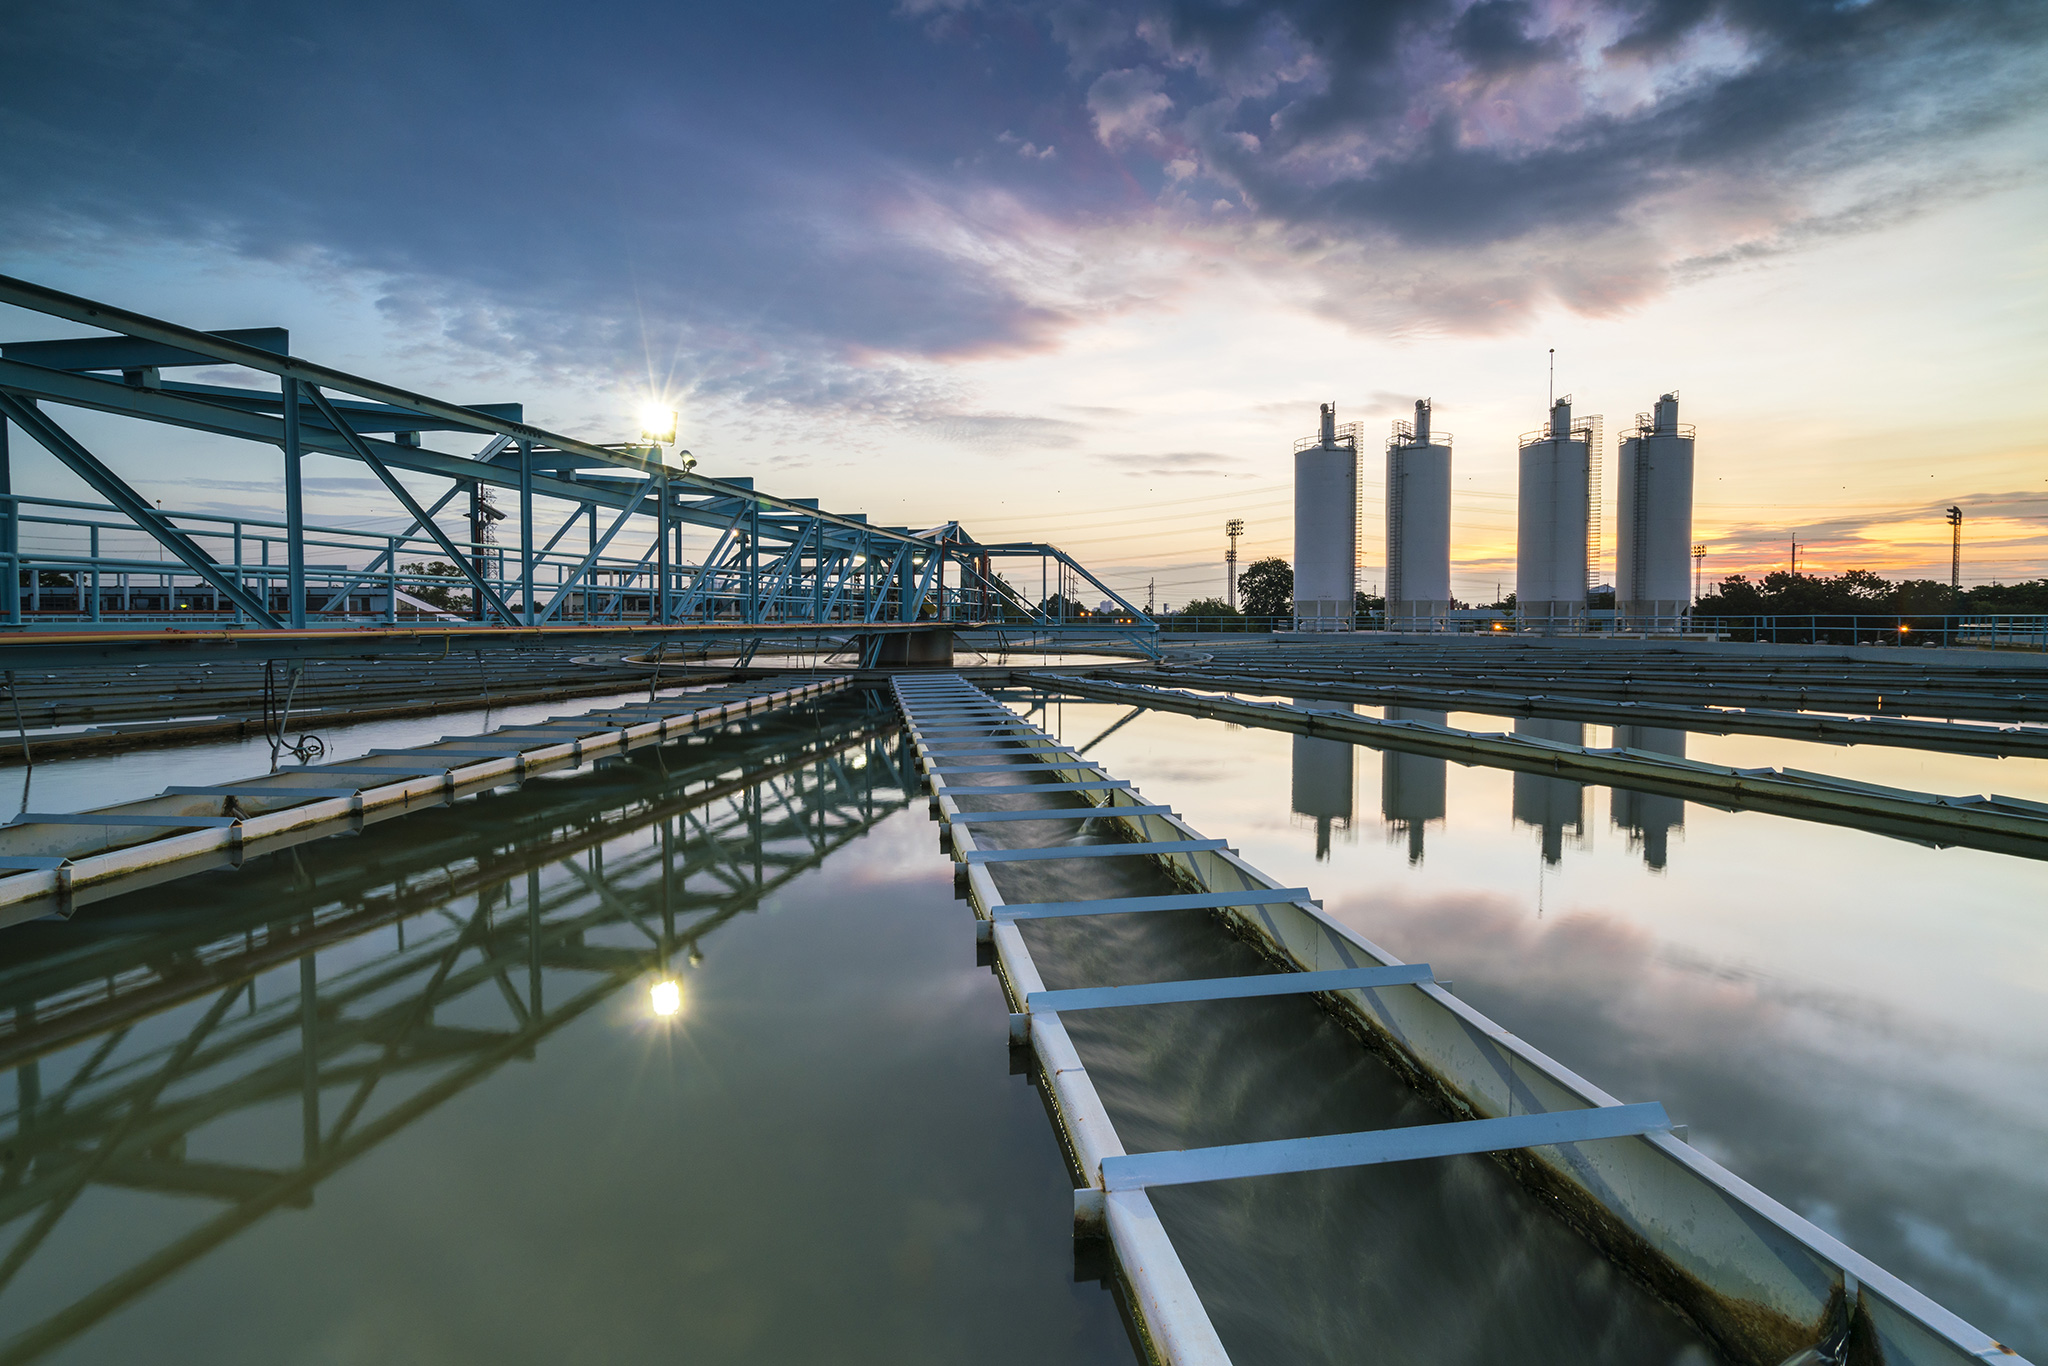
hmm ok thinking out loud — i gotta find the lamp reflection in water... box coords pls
[0,703,918,1366]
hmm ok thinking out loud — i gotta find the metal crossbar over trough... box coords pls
[891,673,2031,1366]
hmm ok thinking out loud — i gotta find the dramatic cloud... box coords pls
[1016,0,2048,326]
[1,0,2043,419]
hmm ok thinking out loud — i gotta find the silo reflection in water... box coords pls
[1289,700,1355,860]
[1611,725,1688,870]
[1379,708,1446,864]
[1511,716,1587,865]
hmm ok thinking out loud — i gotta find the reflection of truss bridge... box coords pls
[0,698,916,1363]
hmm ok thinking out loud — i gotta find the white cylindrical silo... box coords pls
[1517,399,1592,632]
[1615,392,1696,632]
[1293,403,1358,631]
[1386,399,1452,631]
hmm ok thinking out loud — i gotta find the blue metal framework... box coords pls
[0,277,1155,664]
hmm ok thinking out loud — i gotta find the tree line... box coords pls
[1162,558,2048,622]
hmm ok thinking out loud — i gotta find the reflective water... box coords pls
[1021,692,2048,1360]
[0,698,1137,1364]
[6,681,2042,1363]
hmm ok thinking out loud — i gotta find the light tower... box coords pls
[1692,544,1706,603]
[1225,519,1245,611]
[1947,506,1962,592]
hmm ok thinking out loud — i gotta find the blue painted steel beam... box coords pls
[1025,963,1434,1013]
[0,275,945,548]
[0,329,288,373]
[0,392,281,626]
[1099,1103,1674,1192]
[536,479,656,624]
[946,805,1172,823]
[939,780,1134,794]
[962,839,1227,863]
[993,888,1312,920]
[302,384,517,625]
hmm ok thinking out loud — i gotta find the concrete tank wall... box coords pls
[1517,399,1590,632]
[1616,393,1695,631]
[1387,401,1452,631]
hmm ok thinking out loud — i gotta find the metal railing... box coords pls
[0,493,1154,640]
[1147,610,2048,649]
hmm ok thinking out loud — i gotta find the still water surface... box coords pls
[1020,691,2048,1360]
[2,683,2041,1362]
[0,697,1136,1364]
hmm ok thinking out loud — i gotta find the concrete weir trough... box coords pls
[0,674,850,928]
[893,673,2031,1366]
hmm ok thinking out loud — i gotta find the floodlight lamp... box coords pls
[639,404,679,446]
[649,979,683,1017]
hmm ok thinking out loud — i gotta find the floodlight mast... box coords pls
[1225,518,1246,612]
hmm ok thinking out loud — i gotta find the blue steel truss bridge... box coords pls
[0,277,1153,670]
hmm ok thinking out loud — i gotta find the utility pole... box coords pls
[1947,506,1962,591]
[1789,535,1798,577]
[1146,578,1155,614]
[1692,544,1706,602]
[1225,519,1244,611]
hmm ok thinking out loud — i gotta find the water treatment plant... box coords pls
[0,278,2040,1366]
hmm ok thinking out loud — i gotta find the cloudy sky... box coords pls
[3,0,2045,607]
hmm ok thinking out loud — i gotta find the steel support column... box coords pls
[518,439,534,626]
[0,417,15,627]
[655,470,670,625]
[282,377,306,628]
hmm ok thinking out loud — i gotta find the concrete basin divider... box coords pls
[0,675,852,929]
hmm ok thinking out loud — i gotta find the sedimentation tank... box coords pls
[1385,400,1452,631]
[1517,398,1598,632]
[1293,403,1359,631]
[1615,392,1696,631]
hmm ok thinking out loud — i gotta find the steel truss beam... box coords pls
[0,393,281,625]
[0,277,1157,658]
[301,384,519,624]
